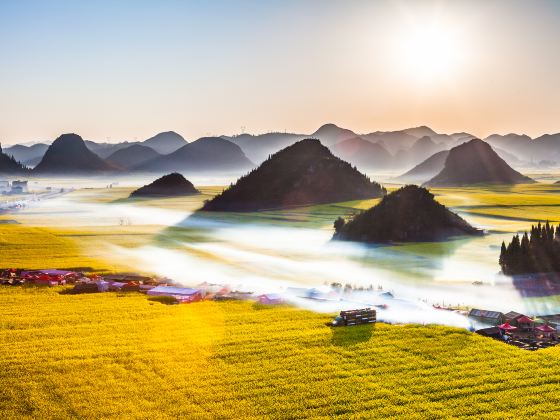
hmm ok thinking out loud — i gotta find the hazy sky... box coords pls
[1,0,560,144]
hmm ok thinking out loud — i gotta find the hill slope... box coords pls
[333,185,481,242]
[136,137,253,173]
[0,146,29,174]
[106,144,161,169]
[310,123,358,146]
[34,134,117,174]
[331,137,392,169]
[397,150,449,183]
[227,132,303,164]
[4,143,49,167]
[424,139,534,187]
[129,173,199,198]
[84,141,137,159]
[202,138,386,212]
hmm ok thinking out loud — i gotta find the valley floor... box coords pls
[2,181,560,418]
[1,287,559,419]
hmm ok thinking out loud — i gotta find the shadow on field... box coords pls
[331,324,375,347]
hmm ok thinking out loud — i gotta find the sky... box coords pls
[1,0,560,144]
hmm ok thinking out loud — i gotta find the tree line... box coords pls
[499,221,560,275]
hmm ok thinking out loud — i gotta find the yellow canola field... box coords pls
[1,287,559,419]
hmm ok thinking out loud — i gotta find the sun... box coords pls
[395,21,464,83]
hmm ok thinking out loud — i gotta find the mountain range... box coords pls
[2,122,558,177]
[135,137,253,173]
[106,144,162,170]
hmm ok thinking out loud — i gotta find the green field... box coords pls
[1,287,559,419]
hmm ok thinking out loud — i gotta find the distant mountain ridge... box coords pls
[424,139,534,187]
[7,124,560,175]
[136,136,253,173]
[225,124,477,170]
[106,144,161,170]
[331,136,392,170]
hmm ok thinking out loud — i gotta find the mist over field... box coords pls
[6,174,559,330]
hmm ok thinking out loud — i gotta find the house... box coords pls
[468,309,505,326]
[258,294,283,305]
[537,315,560,332]
[0,181,9,194]
[503,311,535,330]
[21,269,78,286]
[121,281,141,292]
[535,324,557,339]
[213,291,253,301]
[515,315,535,331]
[71,283,101,294]
[103,274,154,283]
[475,327,503,339]
[504,311,523,323]
[147,286,202,303]
[11,180,28,194]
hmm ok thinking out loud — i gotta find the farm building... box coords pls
[0,181,9,194]
[71,281,111,294]
[21,269,78,286]
[475,327,503,339]
[535,324,557,338]
[213,291,254,301]
[71,283,101,294]
[121,282,141,292]
[258,294,283,305]
[147,286,202,303]
[468,309,505,326]
[514,316,534,331]
[11,180,28,194]
[537,315,560,332]
[103,274,156,284]
[504,311,524,323]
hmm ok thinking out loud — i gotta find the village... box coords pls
[2,267,559,351]
[0,180,29,195]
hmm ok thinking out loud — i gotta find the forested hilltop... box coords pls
[333,185,481,243]
[499,221,560,274]
[202,138,386,212]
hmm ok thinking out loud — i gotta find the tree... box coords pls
[499,241,507,268]
[500,222,560,275]
[334,217,345,233]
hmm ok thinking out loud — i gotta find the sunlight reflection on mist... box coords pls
[106,216,560,327]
